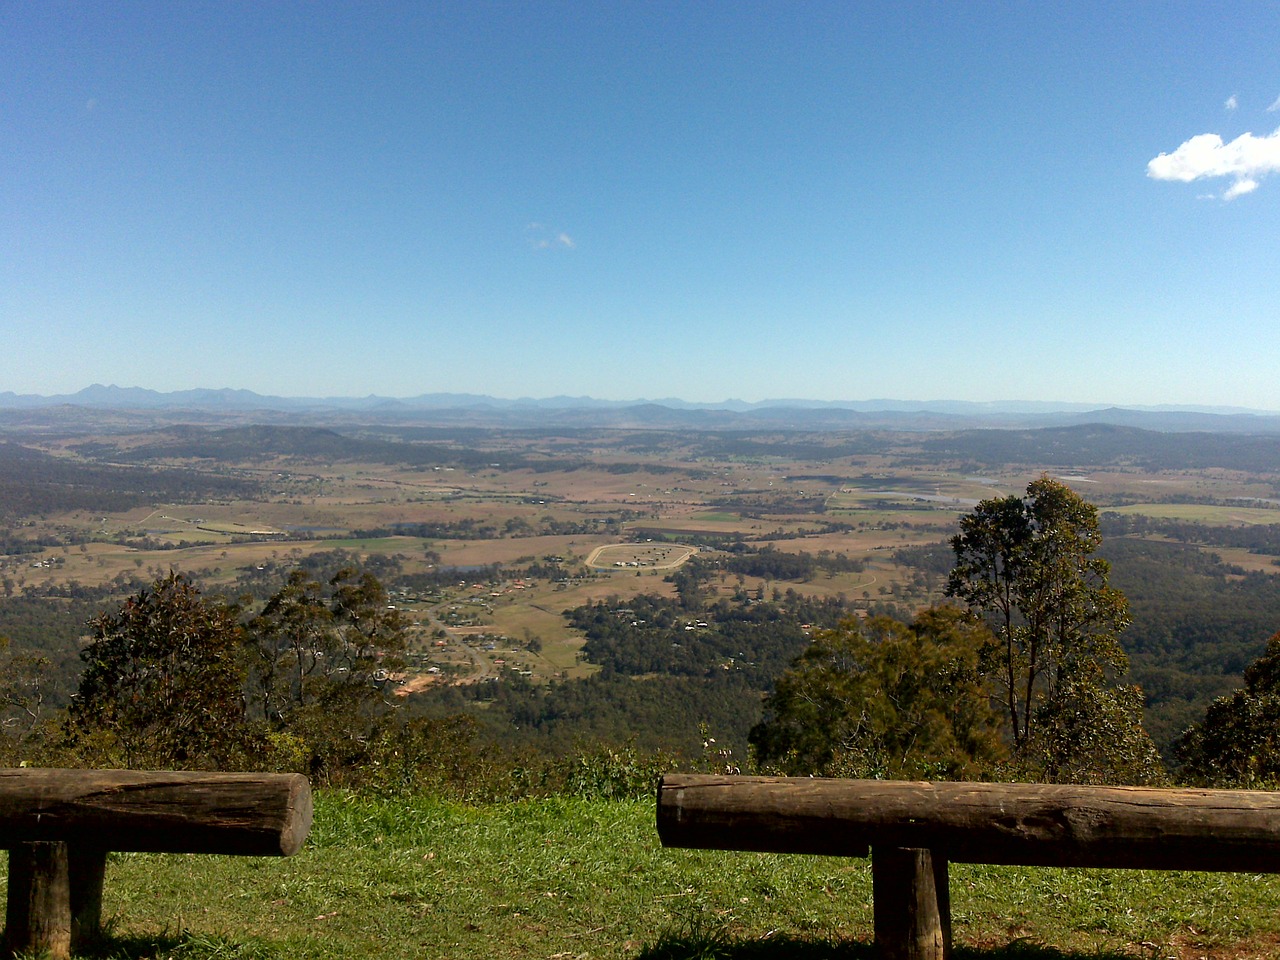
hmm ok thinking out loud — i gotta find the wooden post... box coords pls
[4,841,72,960]
[872,846,950,960]
[0,768,312,955]
[657,774,1280,957]
[68,846,107,950]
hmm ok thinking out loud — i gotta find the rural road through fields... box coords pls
[416,606,494,681]
[453,636,492,680]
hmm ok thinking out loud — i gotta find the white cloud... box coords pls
[1225,94,1238,110]
[1147,126,1280,199]
[525,223,576,250]
[1269,95,1280,112]
[1223,177,1259,200]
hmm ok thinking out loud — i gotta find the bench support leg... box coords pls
[3,843,105,960]
[871,846,951,960]
[69,846,107,950]
[5,841,72,960]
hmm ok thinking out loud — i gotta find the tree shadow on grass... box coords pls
[639,932,1139,960]
[71,929,274,960]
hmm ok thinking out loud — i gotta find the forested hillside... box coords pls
[1103,538,1280,748]
[920,424,1280,473]
[0,441,260,519]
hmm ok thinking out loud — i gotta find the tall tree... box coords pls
[69,572,248,768]
[243,569,332,728]
[1019,676,1164,785]
[750,607,1005,780]
[245,567,408,777]
[946,476,1130,750]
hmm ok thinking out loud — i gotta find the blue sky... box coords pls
[3,2,1278,409]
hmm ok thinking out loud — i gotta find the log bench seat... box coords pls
[658,773,1280,959]
[0,768,312,960]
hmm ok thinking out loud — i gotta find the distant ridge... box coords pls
[1,385,1278,433]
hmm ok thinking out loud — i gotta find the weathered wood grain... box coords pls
[4,841,72,960]
[658,774,1280,871]
[872,846,950,960]
[0,769,312,856]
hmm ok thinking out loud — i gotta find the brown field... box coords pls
[8,425,1280,687]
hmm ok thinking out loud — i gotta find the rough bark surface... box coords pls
[0,768,312,856]
[872,847,951,960]
[5,841,72,960]
[658,774,1280,871]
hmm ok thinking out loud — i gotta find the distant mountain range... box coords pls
[2,384,1279,433]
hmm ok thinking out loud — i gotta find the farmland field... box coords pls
[5,415,1280,750]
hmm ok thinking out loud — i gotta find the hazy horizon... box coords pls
[3,382,1278,417]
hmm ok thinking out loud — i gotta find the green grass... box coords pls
[20,792,1280,959]
[1106,503,1280,525]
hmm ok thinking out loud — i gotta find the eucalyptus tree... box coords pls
[69,565,410,778]
[946,476,1130,748]
[70,572,248,768]
[946,477,1161,782]
[750,607,1005,780]
[246,567,408,777]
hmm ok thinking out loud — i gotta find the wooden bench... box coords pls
[658,773,1280,960]
[0,768,312,960]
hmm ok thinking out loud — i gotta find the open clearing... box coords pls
[585,543,697,570]
[1105,502,1280,525]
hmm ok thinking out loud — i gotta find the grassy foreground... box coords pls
[9,791,1280,959]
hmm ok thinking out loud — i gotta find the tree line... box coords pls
[1,566,410,782]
